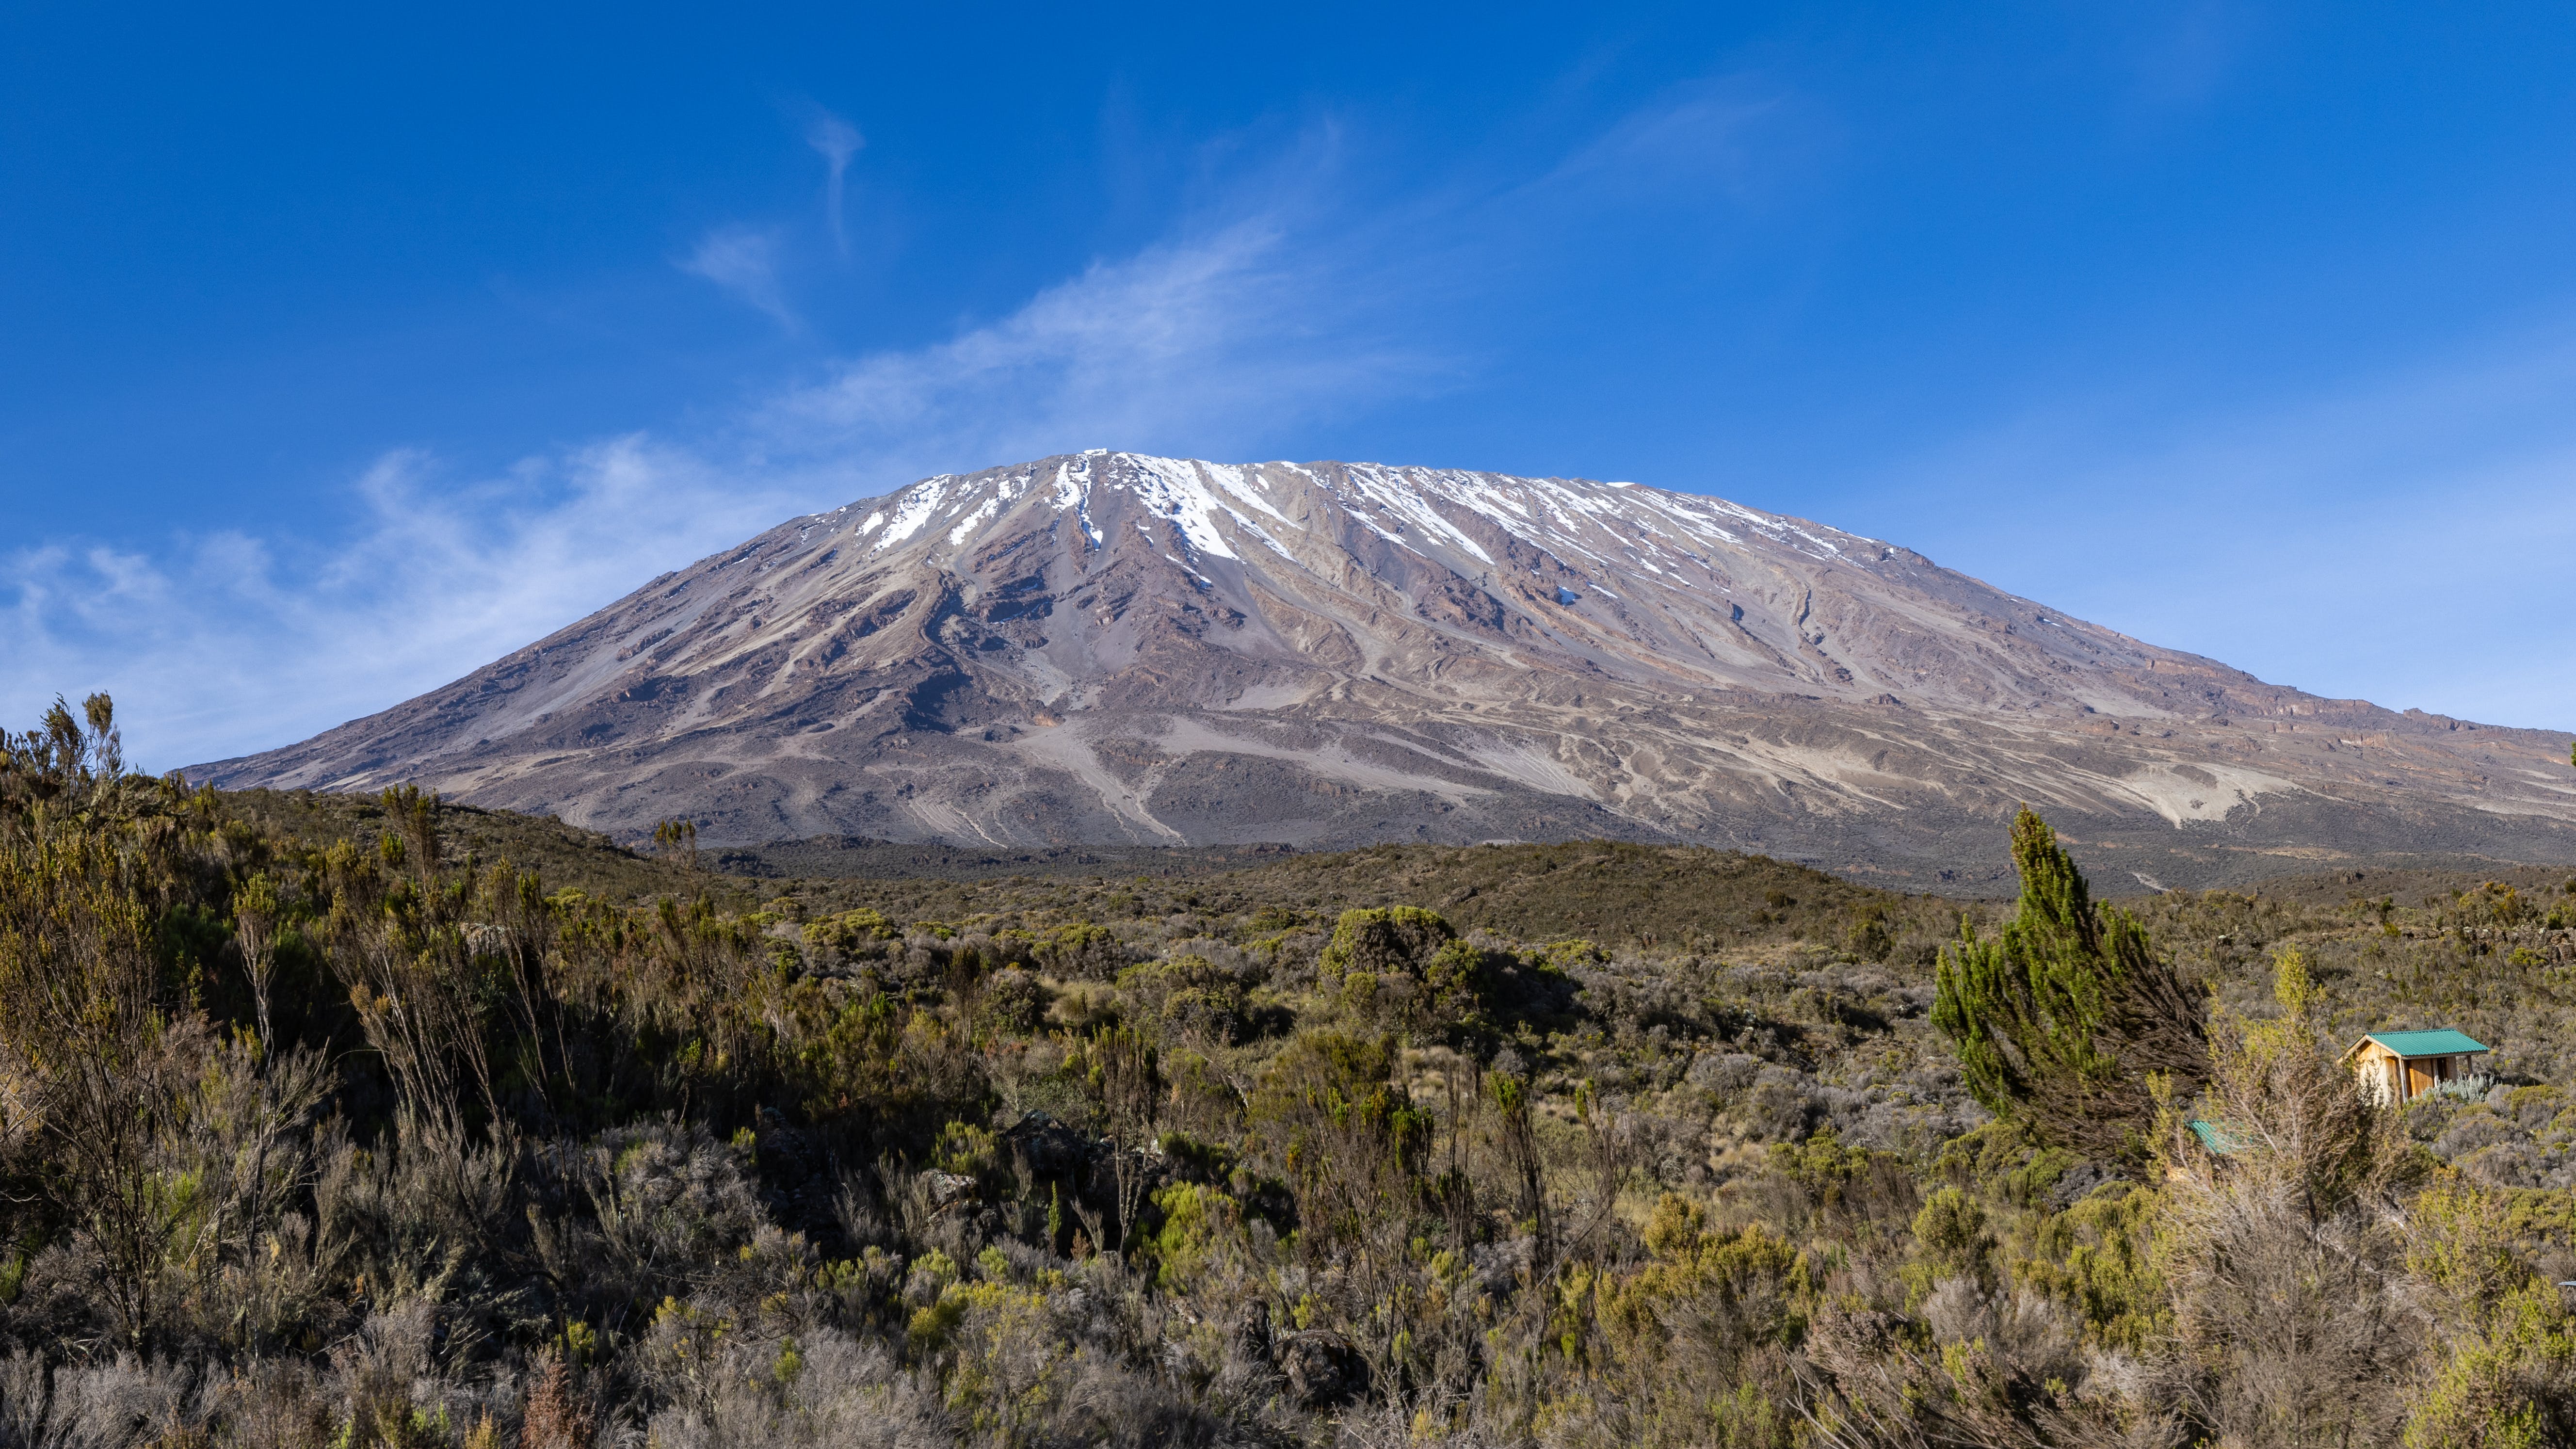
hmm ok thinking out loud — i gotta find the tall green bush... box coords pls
[1932,807,2206,1163]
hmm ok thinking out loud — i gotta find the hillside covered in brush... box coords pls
[12,694,2576,1446]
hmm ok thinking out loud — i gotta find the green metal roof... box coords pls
[2359,1029,2489,1058]
[2188,1118,2247,1154]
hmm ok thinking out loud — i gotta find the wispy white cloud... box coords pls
[1,441,802,769]
[678,225,796,328]
[1534,77,1807,206]
[804,109,865,256]
[752,215,1436,477]
[0,179,1441,769]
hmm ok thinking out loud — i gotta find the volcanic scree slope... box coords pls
[189,452,2576,887]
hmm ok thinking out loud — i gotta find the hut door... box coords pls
[2407,1059,2437,1098]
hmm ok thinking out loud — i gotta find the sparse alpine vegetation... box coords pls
[9,693,2576,1446]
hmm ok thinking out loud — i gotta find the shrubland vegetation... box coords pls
[6,693,2576,1446]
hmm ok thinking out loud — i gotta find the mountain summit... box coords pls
[190,452,2576,886]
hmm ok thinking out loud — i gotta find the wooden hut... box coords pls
[2341,1029,2490,1105]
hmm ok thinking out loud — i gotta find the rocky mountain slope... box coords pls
[188,452,2576,888]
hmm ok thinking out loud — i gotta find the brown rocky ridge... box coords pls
[187,452,2576,889]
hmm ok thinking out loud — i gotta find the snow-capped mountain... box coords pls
[189,452,2576,887]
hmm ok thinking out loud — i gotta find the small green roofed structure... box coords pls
[2341,1029,2490,1106]
[2167,1117,2251,1179]
[2187,1118,2246,1155]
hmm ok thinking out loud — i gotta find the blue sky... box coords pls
[5,1,2574,766]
